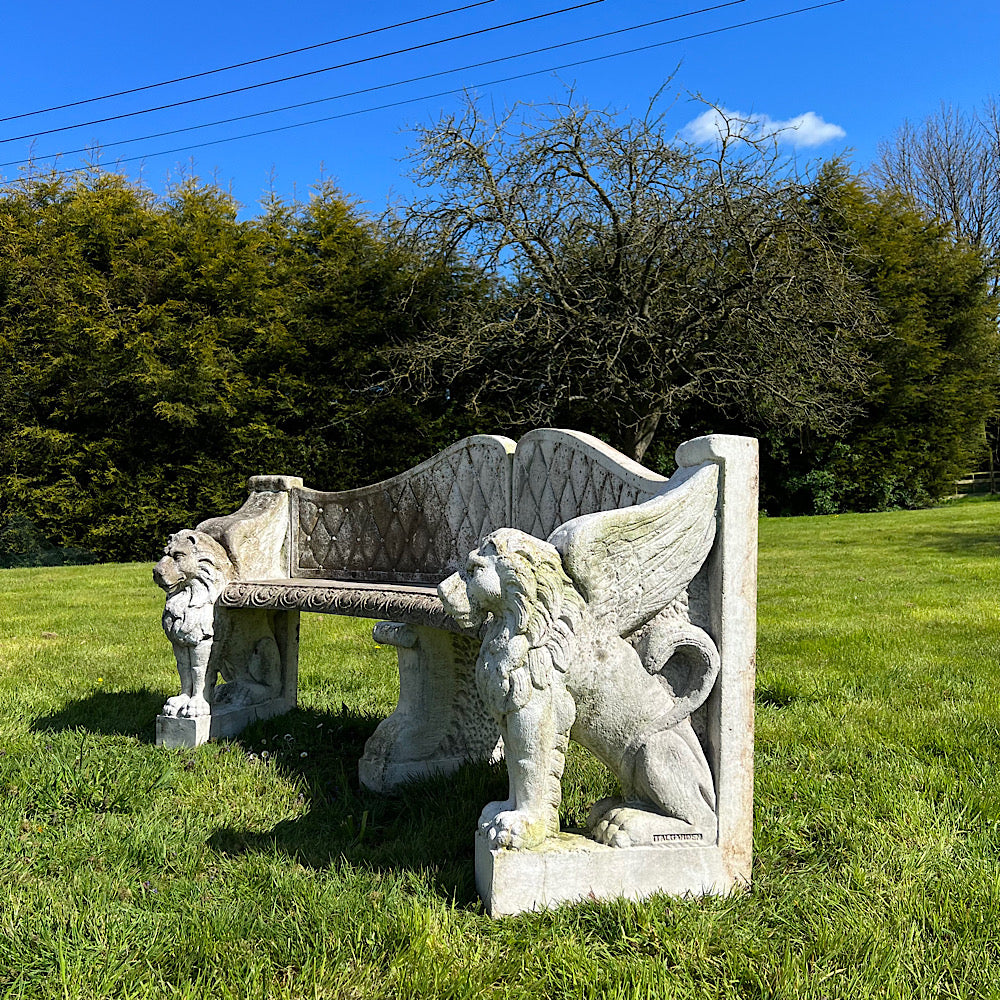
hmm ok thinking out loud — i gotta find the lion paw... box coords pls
[477,799,510,830]
[178,695,212,719]
[161,694,189,718]
[588,798,715,848]
[479,807,550,850]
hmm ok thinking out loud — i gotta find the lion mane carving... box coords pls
[438,462,723,851]
[154,530,282,719]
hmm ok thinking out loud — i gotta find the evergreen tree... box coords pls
[770,163,1000,512]
[0,172,467,560]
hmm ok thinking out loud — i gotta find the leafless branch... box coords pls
[385,89,882,460]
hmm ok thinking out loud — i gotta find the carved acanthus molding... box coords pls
[220,580,464,632]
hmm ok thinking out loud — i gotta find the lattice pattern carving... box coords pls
[292,436,513,582]
[512,430,667,539]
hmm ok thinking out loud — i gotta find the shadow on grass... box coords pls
[29,688,165,743]
[30,696,505,903]
[756,686,797,709]
[906,522,1000,558]
[208,705,507,906]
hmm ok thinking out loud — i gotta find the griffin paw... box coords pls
[480,808,550,850]
[588,798,713,848]
[161,694,189,718]
[178,695,212,718]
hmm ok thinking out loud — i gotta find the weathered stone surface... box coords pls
[153,520,300,748]
[154,530,237,722]
[476,830,731,916]
[358,622,502,792]
[219,579,462,632]
[675,435,758,886]
[156,696,293,749]
[511,428,668,539]
[440,431,757,915]
[152,429,755,915]
[198,477,301,580]
[152,434,515,752]
[439,464,721,851]
[291,435,516,583]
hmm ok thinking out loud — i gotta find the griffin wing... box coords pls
[547,462,719,637]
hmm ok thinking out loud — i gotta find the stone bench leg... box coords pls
[359,622,503,792]
[156,608,300,748]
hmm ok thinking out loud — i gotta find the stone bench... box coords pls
[153,428,757,911]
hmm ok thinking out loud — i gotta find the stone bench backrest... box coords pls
[511,429,669,539]
[291,435,515,584]
[289,429,671,584]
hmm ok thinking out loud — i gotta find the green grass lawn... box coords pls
[1,500,999,999]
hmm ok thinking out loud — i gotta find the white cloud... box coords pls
[683,108,846,149]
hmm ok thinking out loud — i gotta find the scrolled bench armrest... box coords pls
[197,476,303,580]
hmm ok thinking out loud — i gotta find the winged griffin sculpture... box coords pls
[438,461,721,851]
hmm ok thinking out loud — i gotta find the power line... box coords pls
[6,1,846,180]
[0,2,501,125]
[1,0,605,144]
[2,0,749,168]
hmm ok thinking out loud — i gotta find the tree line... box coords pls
[0,93,997,562]
[0,174,476,561]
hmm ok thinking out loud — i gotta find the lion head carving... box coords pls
[156,529,284,720]
[154,530,233,648]
[440,528,586,716]
[440,528,584,630]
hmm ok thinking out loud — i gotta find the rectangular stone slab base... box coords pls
[155,698,293,748]
[476,830,739,917]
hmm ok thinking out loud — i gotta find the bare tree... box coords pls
[389,92,881,461]
[873,99,1000,289]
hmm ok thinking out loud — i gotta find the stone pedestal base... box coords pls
[359,622,502,792]
[475,830,739,917]
[155,697,293,748]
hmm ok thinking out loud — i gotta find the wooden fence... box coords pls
[953,471,1000,496]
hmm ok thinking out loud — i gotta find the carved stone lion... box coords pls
[439,527,718,850]
[154,530,232,719]
[154,529,282,719]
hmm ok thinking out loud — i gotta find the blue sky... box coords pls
[2,0,997,216]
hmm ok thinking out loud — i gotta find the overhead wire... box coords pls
[1,0,750,168]
[5,0,847,178]
[1,0,606,144]
[0,0,501,124]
